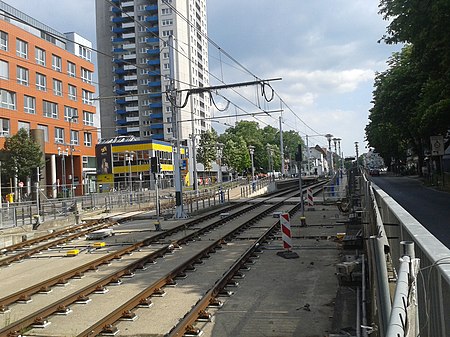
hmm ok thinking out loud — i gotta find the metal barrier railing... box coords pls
[362,173,450,337]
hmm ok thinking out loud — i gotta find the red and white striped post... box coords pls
[280,213,292,250]
[307,188,314,207]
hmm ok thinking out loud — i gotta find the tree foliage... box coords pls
[1,129,43,182]
[366,0,450,171]
[196,129,218,172]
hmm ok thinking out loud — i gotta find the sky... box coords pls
[10,0,401,157]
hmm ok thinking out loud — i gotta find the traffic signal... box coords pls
[150,156,160,173]
[295,144,303,162]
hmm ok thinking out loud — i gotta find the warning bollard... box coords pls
[300,216,307,227]
[307,188,314,207]
[277,213,299,259]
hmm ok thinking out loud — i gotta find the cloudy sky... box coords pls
[10,0,400,156]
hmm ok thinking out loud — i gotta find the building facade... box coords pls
[0,1,98,197]
[95,0,211,185]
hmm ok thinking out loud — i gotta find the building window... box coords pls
[43,100,58,119]
[36,73,47,91]
[35,47,46,66]
[37,124,49,142]
[161,8,172,15]
[0,118,10,136]
[16,66,29,86]
[53,79,62,96]
[67,61,76,77]
[162,19,173,26]
[162,30,173,37]
[84,132,92,147]
[0,89,16,110]
[16,39,28,59]
[83,111,94,126]
[0,31,7,51]
[64,106,78,121]
[52,54,62,72]
[81,68,93,84]
[24,95,36,114]
[55,127,64,144]
[82,90,93,105]
[68,84,77,101]
[78,45,92,61]
[70,130,79,145]
[0,60,8,79]
[18,121,30,133]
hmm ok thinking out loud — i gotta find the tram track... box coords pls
[0,182,325,337]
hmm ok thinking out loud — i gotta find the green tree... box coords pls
[196,129,218,176]
[218,134,250,175]
[1,129,43,182]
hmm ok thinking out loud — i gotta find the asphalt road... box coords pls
[370,175,450,248]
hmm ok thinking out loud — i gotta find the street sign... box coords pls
[430,136,445,156]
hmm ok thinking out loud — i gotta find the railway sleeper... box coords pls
[17,294,32,303]
[0,304,10,313]
[32,316,51,328]
[94,285,109,294]
[120,310,137,321]
[183,324,202,337]
[166,278,177,287]
[152,287,166,297]
[55,305,72,315]
[208,298,223,308]
[75,294,91,304]
[197,309,212,322]
[100,324,119,336]
[109,277,122,286]
[137,297,153,308]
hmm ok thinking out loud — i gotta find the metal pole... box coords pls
[69,117,75,199]
[168,34,187,219]
[249,145,255,192]
[0,161,2,228]
[279,114,285,177]
[306,135,311,175]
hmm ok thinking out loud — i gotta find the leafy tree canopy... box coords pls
[1,129,43,182]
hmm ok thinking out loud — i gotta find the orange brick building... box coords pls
[0,2,98,197]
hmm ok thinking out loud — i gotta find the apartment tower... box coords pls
[95,0,211,145]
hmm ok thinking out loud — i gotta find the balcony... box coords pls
[115,109,127,115]
[125,85,138,91]
[123,53,137,60]
[114,78,126,84]
[126,106,139,112]
[117,128,127,135]
[146,37,159,44]
[112,37,124,43]
[111,7,121,14]
[122,22,135,29]
[151,133,164,140]
[150,123,164,130]
[123,33,135,39]
[123,43,136,50]
[127,126,140,133]
[146,27,159,34]
[114,67,125,75]
[116,119,127,126]
[112,27,125,33]
[124,74,137,81]
[148,92,162,98]
[145,4,158,12]
[115,98,126,104]
[150,112,163,119]
[147,48,160,55]
[113,47,126,53]
[149,102,162,109]
[125,96,138,102]
[115,88,127,95]
[148,69,161,76]
[147,59,160,66]
[112,17,126,23]
[148,81,161,87]
[145,15,158,23]
[126,116,140,123]
[121,1,134,7]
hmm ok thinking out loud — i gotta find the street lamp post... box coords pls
[57,147,68,198]
[249,145,255,192]
[325,134,333,177]
[266,144,273,181]
[355,142,359,167]
[125,151,134,191]
[333,137,340,185]
[68,115,78,199]
[216,142,224,203]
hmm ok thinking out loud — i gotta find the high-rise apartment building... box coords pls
[0,1,98,197]
[95,0,211,143]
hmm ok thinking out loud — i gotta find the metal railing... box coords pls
[361,173,450,337]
